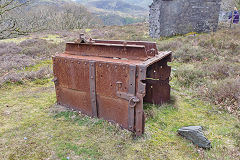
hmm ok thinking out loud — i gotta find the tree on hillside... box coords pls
[0,0,29,39]
[0,0,102,39]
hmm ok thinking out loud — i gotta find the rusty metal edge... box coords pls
[135,65,147,136]
[89,61,98,118]
[67,42,146,48]
[141,51,172,67]
[93,39,157,45]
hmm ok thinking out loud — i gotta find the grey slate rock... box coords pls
[178,126,211,149]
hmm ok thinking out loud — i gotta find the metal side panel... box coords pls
[97,95,129,129]
[95,62,129,98]
[56,87,92,116]
[53,56,92,116]
[53,56,90,92]
[95,62,133,130]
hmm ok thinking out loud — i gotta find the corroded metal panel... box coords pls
[95,62,129,98]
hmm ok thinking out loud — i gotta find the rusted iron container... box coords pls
[53,38,172,136]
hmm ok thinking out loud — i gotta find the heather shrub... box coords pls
[0,42,22,56]
[173,44,211,62]
[19,39,64,58]
[173,66,206,87]
[202,62,240,80]
[158,40,183,51]
[203,78,240,115]
[19,38,41,47]
[25,66,53,80]
[0,66,53,86]
[0,54,35,72]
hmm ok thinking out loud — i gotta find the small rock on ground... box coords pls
[178,126,211,149]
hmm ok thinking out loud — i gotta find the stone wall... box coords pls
[149,0,222,38]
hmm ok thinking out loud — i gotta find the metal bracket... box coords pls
[89,61,98,118]
[116,92,139,103]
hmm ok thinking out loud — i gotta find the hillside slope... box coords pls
[74,0,152,8]
[87,0,145,13]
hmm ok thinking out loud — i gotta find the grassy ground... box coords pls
[0,72,239,160]
[0,23,239,159]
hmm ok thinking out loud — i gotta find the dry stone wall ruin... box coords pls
[149,0,222,38]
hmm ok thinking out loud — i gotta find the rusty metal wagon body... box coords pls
[53,39,172,136]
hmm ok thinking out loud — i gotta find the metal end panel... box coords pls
[144,56,171,105]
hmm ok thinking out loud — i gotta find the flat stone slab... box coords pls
[178,126,211,149]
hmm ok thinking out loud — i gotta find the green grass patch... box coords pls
[40,34,64,44]
[0,79,239,159]
[23,59,52,72]
[0,37,30,43]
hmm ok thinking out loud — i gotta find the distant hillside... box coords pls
[74,0,152,8]
[71,0,149,25]
[87,0,145,13]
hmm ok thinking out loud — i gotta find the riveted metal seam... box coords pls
[128,65,136,131]
[89,61,98,118]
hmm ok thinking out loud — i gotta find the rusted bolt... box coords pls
[99,64,102,67]
[138,129,141,132]
[85,62,87,65]
[91,76,94,79]
[140,69,143,72]
[116,81,122,88]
